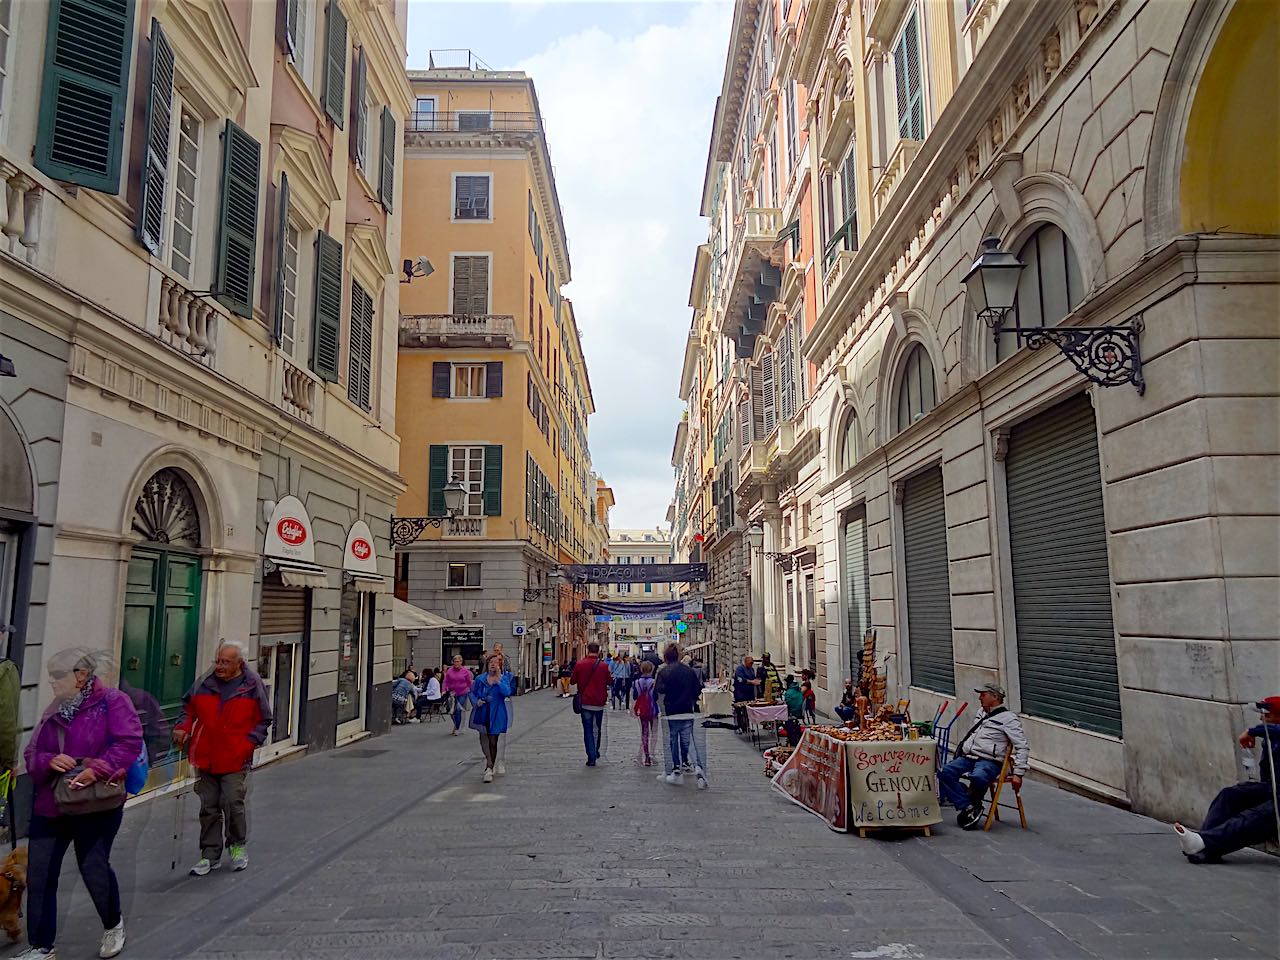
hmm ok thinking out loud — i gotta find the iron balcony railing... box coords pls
[407,111,544,134]
[824,214,859,269]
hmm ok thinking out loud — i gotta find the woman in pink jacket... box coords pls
[442,655,475,736]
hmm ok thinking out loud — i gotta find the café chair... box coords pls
[982,745,1028,831]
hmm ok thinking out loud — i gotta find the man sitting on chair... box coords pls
[938,683,1030,830]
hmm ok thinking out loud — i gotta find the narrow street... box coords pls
[31,693,1277,960]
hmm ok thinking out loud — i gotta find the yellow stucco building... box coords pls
[393,62,605,685]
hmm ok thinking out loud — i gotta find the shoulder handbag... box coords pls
[53,726,126,816]
[572,658,605,716]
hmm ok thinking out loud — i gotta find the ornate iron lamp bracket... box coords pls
[986,310,1145,395]
[390,516,448,546]
[761,551,794,571]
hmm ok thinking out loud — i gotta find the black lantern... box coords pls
[962,237,1024,329]
[442,475,467,518]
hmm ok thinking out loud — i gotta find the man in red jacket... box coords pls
[174,641,272,876]
[571,642,611,766]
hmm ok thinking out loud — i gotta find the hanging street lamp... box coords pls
[391,474,469,546]
[962,236,1145,394]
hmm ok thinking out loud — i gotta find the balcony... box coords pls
[279,356,316,422]
[444,517,486,538]
[823,214,858,272]
[820,97,857,168]
[405,112,547,150]
[158,275,219,367]
[1,162,46,263]
[962,0,1011,61]
[718,207,783,338]
[737,438,770,491]
[871,137,923,219]
[399,314,516,349]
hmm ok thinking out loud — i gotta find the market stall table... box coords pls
[700,689,733,716]
[744,702,788,748]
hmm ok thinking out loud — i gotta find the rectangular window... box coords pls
[785,81,798,171]
[457,110,491,131]
[168,104,201,280]
[447,562,481,588]
[454,174,490,220]
[450,446,486,517]
[287,0,314,88]
[452,363,486,398]
[451,255,490,314]
[0,0,15,123]
[280,220,301,357]
[361,90,376,176]
[413,96,435,130]
[347,279,374,410]
[894,10,925,141]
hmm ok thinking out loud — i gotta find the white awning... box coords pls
[392,596,458,631]
[345,572,387,593]
[682,640,713,653]
[265,557,328,589]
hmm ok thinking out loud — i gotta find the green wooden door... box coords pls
[121,547,201,729]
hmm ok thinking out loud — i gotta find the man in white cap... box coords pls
[938,682,1030,830]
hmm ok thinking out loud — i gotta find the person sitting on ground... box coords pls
[937,683,1030,830]
[1175,696,1280,864]
[391,669,420,725]
[834,678,858,724]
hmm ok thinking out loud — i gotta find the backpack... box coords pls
[634,686,658,721]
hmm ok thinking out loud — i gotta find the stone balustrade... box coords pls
[159,275,218,365]
[1,163,45,262]
[281,357,315,419]
[871,137,922,219]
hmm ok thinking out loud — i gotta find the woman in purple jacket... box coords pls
[21,648,142,960]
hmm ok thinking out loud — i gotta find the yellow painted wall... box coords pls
[1181,0,1280,235]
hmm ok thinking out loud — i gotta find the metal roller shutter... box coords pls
[843,506,870,682]
[261,575,307,635]
[1006,393,1120,736]
[902,467,954,694]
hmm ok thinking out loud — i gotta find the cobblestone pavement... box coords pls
[16,691,1278,960]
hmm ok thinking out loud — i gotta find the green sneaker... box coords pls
[189,857,218,876]
[229,844,249,871]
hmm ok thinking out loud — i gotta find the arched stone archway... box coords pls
[875,309,946,446]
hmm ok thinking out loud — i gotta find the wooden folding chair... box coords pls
[983,745,1028,831]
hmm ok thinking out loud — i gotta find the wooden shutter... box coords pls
[894,28,909,140]
[379,105,395,210]
[136,19,173,255]
[777,326,795,421]
[902,467,954,694]
[761,351,777,436]
[350,46,366,165]
[485,361,503,397]
[841,150,857,222]
[843,506,870,681]
[35,0,136,192]
[271,173,290,343]
[451,256,488,315]
[323,0,347,128]
[738,396,750,448]
[895,12,924,141]
[483,446,503,516]
[427,445,447,517]
[214,120,261,318]
[281,0,300,54]
[432,361,450,397]
[310,230,343,381]
[1006,394,1120,736]
[346,279,373,410]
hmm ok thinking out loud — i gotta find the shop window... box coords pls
[998,223,1085,361]
[894,344,936,435]
[447,561,481,588]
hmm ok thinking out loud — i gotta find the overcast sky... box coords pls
[406,0,733,529]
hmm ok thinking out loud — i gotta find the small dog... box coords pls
[0,847,27,941]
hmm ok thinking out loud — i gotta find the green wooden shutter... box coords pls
[282,0,300,54]
[347,279,373,410]
[310,230,343,381]
[841,150,857,223]
[271,173,290,343]
[213,120,261,318]
[427,445,448,517]
[323,0,347,128]
[351,46,366,165]
[136,19,173,255]
[895,12,924,141]
[902,467,954,694]
[843,506,870,681]
[379,105,395,210]
[483,446,502,516]
[35,0,137,192]
[1006,394,1120,736]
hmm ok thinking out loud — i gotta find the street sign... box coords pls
[560,563,708,584]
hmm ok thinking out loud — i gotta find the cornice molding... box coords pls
[272,126,342,228]
[154,0,259,118]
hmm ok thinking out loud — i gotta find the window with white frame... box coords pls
[451,255,490,314]
[0,0,13,125]
[893,9,925,141]
[455,175,491,220]
[447,561,481,588]
[167,103,201,281]
[413,96,436,131]
[453,363,486,398]
[450,446,486,517]
[894,343,937,434]
[998,223,1085,361]
[785,81,798,171]
[286,0,315,91]
[360,90,377,177]
[280,219,303,358]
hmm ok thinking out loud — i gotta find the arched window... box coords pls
[132,468,201,548]
[894,344,936,435]
[838,411,860,473]
[998,223,1085,360]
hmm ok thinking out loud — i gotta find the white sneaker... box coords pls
[189,857,219,876]
[495,761,506,775]
[229,844,249,871]
[99,919,125,959]
[483,768,494,783]
[696,769,708,790]
[1174,822,1206,855]
[664,772,684,785]
[15,949,57,959]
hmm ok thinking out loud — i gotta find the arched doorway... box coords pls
[120,468,203,756]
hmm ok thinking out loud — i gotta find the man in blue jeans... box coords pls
[655,643,706,789]
[571,643,611,766]
[937,683,1030,830]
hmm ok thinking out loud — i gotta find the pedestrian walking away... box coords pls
[632,661,659,766]
[174,641,273,877]
[655,643,708,789]
[937,683,1030,830]
[21,648,143,960]
[1175,695,1280,863]
[443,655,475,735]
[571,643,611,766]
[470,656,516,782]
[609,653,629,710]
[626,654,640,708]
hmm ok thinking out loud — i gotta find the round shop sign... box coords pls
[264,496,317,563]
[277,517,307,546]
[350,537,372,561]
[342,520,379,575]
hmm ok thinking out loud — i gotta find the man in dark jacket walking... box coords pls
[655,644,706,788]
[174,641,272,875]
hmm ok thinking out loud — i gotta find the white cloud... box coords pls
[514,1,731,529]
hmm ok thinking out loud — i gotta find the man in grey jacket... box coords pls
[938,683,1030,830]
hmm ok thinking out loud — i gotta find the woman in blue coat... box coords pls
[470,655,516,783]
